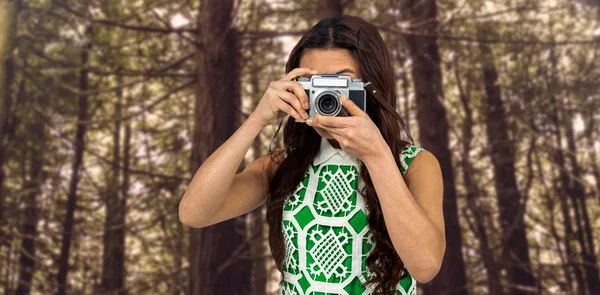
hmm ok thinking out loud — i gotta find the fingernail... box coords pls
[341,93,348,100]
[305,119,313,125]
[303,112,309,119]
[305,102,309,109]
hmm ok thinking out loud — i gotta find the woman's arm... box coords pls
[179,116,267,228]
[179,67,316,228]
[363,145,446,284]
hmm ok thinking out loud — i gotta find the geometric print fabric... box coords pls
[280,137,424,295]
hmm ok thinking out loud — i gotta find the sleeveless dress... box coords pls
[280,137,424,295]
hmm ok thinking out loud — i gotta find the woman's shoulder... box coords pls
[400,144,442,179]
[399,143,428,175]
[400,143,426,159]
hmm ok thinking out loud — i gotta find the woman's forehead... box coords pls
[299,48,359,77]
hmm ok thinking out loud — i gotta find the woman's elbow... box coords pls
[411,261,442,284]
[178,207,194,227]
[178,198,202,228]
[179,211,206,228]
[410,244,445,283]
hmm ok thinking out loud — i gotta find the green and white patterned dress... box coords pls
[280,137,424,295]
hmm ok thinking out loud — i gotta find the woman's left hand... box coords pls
[306,93,387,162]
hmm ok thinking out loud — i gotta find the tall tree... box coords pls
[100,74,126,294]
[401,0,469,294]
[246,3,268,293]
[189,0,249,294]
[15,115,46,295]
[564,105,600,295]
[56,33,91,295]
[119,83,132,295]
[0,0,21,244]
[546,41,600,294]
[478,26,537,294]
[454,57,503,295]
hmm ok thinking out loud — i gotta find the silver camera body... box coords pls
[294,74,367,122]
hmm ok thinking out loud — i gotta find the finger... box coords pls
[314,113,353,129]
[340,93,369,118]
[271,88,306,122]
[282,67,319,81]
[271,87,309,120]
[322,125,345,138]
[278,81,310,110]
[274,99,304,123]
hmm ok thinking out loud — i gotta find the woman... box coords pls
[179,15,446,295]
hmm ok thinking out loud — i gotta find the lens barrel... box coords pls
[315,91,342,116]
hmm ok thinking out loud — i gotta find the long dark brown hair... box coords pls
[265,15,415,294]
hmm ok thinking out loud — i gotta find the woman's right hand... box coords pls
[249,67,319,127]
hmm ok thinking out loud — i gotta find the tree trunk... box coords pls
[564,104,600,294]
[478,28,536,294]
[317,0,343,19]
[401,1,469,294]
[120,84,131,294]
[583,89,600,201]
[392,42,412,141]
[549,93,587,295]
[15,117,46,295]
[545,170,578,293]
[247,40,267,295]
[400,69,411,140]
[56,37,90,295]
[100,74,126,294]
[454,60,504,295]
[590,149,600,203]
[189,1,249,294]
[546,43,597,294]
[526,76,581,293]
[557,155,587,295]
[0,0,21,245]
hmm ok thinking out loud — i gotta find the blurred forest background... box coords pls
[1,0,600,294]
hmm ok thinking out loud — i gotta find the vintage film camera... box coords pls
[294,74,367,122]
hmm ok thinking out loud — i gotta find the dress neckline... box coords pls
[313,137,352,166]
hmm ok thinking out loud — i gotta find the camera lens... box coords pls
[318,94,339,115]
